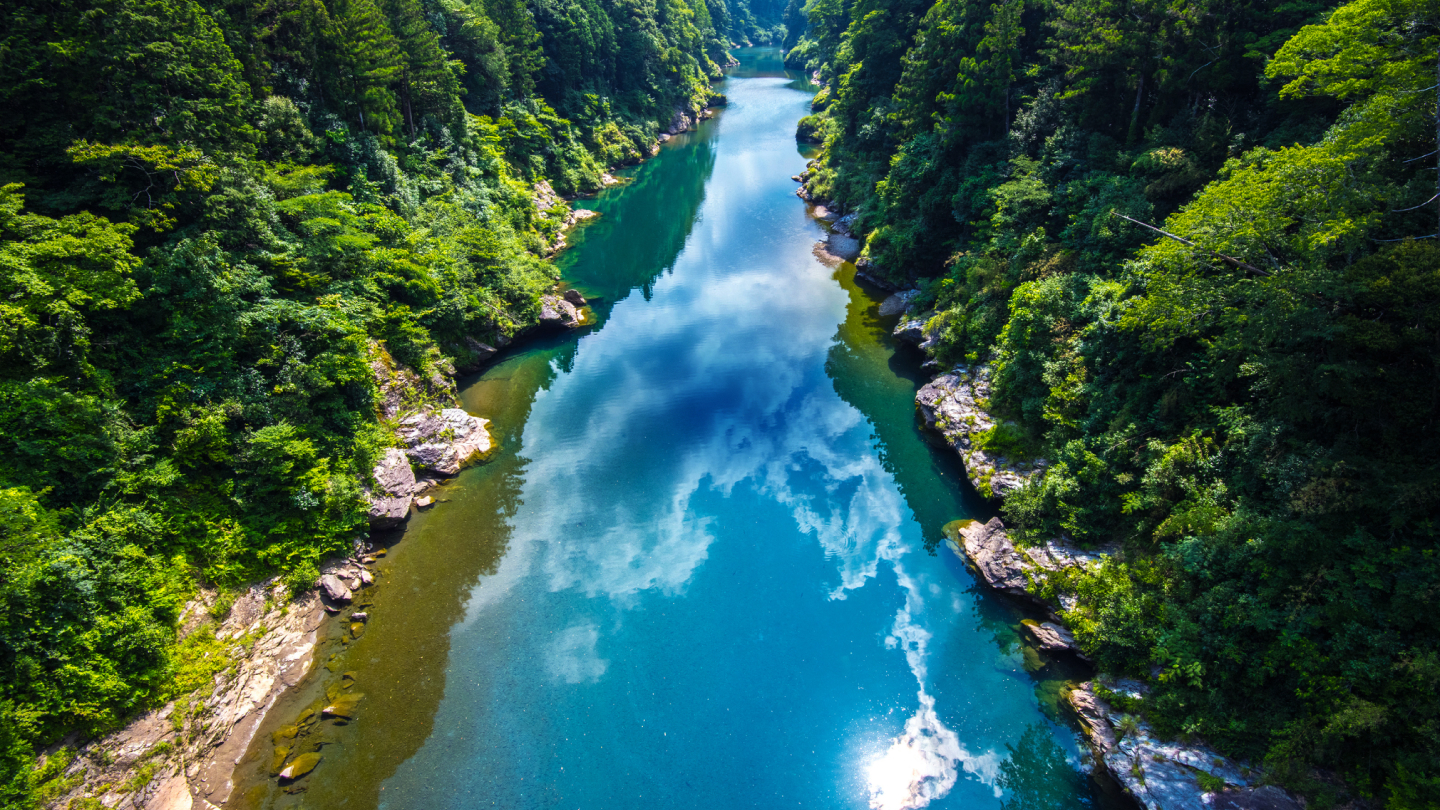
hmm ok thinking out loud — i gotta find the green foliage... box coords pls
[800,0,1440,800]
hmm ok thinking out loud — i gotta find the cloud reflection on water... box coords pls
[501,247,983,805]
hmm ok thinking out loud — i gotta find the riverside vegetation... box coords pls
[789,0,1440,805]
[0,0,786,802]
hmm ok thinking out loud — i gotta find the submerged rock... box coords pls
[278,752,321,782]
[915,364,1044,499]
[322,693,364,719]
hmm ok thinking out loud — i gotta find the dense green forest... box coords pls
[790,0,1439,805]
[0,0,784,801]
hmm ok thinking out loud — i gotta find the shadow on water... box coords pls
[225,94,724,810]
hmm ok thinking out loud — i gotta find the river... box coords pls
[232,47,1126,810]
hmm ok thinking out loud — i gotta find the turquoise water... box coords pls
[247,47,1122,810]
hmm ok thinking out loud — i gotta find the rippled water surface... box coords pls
[236,47,1126,810]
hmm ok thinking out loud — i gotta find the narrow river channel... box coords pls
[233,47,1126,810]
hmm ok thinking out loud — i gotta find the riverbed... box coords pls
[231,47,1125,810]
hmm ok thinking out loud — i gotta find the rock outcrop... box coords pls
[916,364,1045,498]
[396,407,494,476]
[1068,681,1300,810]
[949,516,1108,620]
[49,560,378,810]
[368,341,455,421]
[454,336,499,374]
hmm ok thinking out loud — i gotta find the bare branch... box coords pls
[1109,211,1270,276]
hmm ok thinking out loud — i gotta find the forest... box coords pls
[788,0,1439,805]
[0,0,784,803]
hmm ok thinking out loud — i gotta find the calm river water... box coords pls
[234,47,1125,810]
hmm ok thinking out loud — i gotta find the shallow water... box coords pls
[234,47,1125,810]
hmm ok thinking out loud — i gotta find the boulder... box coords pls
[454,337,498,374]
[1022,620,1089,660]
[878,290,918,317]
[956,518,1032,597]
[396,408,494,476]
[538,294,581,328]
[1211,787,1303,810]
[563,289,587,306]
[317,574,352,604]
[371,448,414,496]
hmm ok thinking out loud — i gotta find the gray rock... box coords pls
[455,337,498,373]
[823,232,861,261]
[365,494,410,529]
[915,364,1042,499]
[878,290,918,317]
[563,289,587,306]
[397,408,495,476]
[538,294,581,328]
[371,448,414,496]
[957,518,1032,597]
[365,449,414,529]
[894,316,929,345]
[318,574,352,604]
[1211,787,1302,810]
[1023,620,1088,659]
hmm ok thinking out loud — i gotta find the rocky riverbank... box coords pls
[944,492,1301,810]
[876,283,1304,810]
[44,255,596,810]
[47,555,380,810]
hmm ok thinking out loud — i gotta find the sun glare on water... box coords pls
[865,693,964,810]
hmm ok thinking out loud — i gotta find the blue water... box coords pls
[263,48,1118,810]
